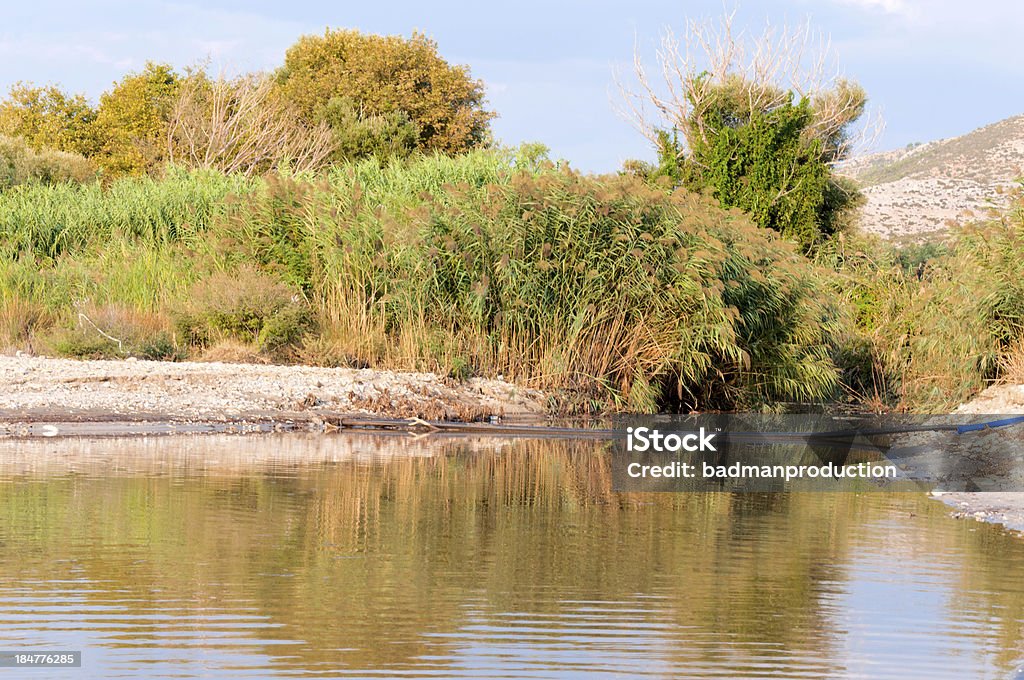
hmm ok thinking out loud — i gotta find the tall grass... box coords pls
[5,149,1019,413]
[0,166,256,257]
[217,156,841,410]
[0,151,842,411]
[824,187,1024,411]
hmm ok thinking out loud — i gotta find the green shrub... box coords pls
[319,97,418,163]
[0,135,96,190]
[176,267,313,353]
[641,93,862,251]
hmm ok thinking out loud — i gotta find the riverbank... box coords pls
[932,382,1024,533]
[0,354,546,433]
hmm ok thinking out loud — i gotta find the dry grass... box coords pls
[196,339,269,364]
[998,341,1024,385]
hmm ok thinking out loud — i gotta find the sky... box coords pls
[1,0,1022,172]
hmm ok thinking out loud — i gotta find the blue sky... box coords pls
[1,0,1022,172]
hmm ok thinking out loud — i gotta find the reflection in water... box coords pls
[0,434,1023,678]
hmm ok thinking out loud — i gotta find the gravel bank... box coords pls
[0,355,546,431]
[931,383,1024,533]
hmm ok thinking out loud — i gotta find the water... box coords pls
[1,433,1023,679]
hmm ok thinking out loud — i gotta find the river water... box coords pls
[1,433,1023,679]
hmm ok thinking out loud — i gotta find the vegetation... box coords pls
[0,134,95,190]
[276,29,494,155]
[822,188,1024,410]
[0,28,494,181]
[622,15,869,250]
[0,83,99,156]
[0,152,841,412]
[0,20,1021,415]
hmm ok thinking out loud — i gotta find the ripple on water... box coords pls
[0,435,1023,678]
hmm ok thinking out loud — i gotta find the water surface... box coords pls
[1,433,1023,678]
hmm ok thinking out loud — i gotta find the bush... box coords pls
[639,90,862,251]
[822,199,1024,412]
[45,304,182,360]
[175,267,313,354]
[622,17,868,250]
[319,97,418,163]
[0,135,96,190]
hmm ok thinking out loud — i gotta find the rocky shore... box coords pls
[0,355,547,433]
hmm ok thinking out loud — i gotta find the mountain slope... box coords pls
[840,115,1024,239]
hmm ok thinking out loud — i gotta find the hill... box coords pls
[840,115,1024,239]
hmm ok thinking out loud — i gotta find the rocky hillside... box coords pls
[840,115,1024,239]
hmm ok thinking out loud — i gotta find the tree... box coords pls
[276,29,494,155]
[0,83,99,156]
[167,72,336,176]
[619,13,877,249]
[93,62,181,176]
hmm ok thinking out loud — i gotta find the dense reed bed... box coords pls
[0,147,1020,413]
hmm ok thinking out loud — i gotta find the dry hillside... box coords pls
[840,115,1024,239]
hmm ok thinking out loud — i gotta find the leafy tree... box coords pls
[93,62,181,176]
[0,83,99,156]
[276,29,494,155]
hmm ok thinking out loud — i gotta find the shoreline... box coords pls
[0,355,548,434]
[927,382,1024,535]
[4,354,1024,537]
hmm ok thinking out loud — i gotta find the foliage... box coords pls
[622,15,869,250]
[821,194,1024,412]
[0,135,96,190]
[318,97,419,163]
[276,29,493,155]
[0,83,99,156]
[93,62,181,177]
[640,83,862,251]
[175,267,313,353]
[216,156,840,410]
[5,150,1023,414]
[0,152,841,410]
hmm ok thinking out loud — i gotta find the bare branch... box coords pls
[168,71,336,176]
[613,13,882,163]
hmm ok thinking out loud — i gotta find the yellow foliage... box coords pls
[276,29,494,154]
[93,62,180,177]
[0,83,99,156]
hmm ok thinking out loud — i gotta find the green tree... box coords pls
[276,29,494,155]
[93,62,180,177]
[621,15,871,250]
[0,83,99,156]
